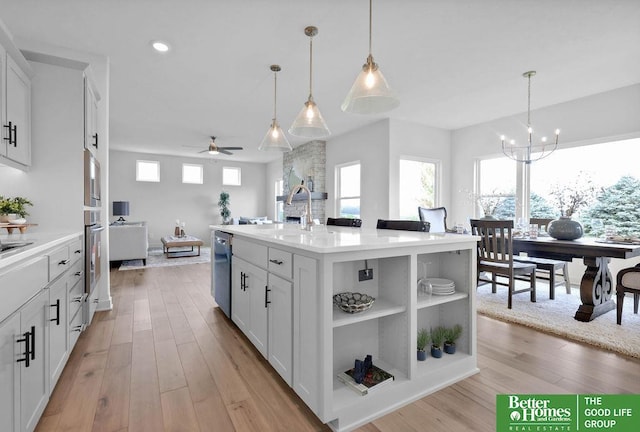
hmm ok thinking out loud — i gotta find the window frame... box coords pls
[398,155,441,219]
[136,160,160,182]
[222,166,242,186]
[182,163,204,184]
[335,160,361,219]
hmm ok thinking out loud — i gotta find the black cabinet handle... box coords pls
[72,295,84,303]
[14,124,17,147]
[30,326,36,361]
[3,121,16,146]
[74,271,83,277]
[265,286,271,308]
[241,272,248,291]
[16,330,31,367]
[93,133,98,149]
[269,259,284,265]
[50,299,61,325]
[58,259,70,266]
[74,249,82,255]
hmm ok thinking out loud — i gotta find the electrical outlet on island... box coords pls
[358,268,373,281]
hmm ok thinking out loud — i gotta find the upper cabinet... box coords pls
[84,73,99,154]
[0,24,33,169]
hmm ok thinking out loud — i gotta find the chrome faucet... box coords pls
[286,183,313,228]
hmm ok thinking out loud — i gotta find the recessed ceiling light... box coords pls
[151,41,170,53]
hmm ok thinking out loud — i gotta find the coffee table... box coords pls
[161,235,204,258]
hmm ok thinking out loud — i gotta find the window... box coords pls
[398,157,439,220]
[136,160,160,182]
[222,167,241,186]
[275,179,284,222]
[182,163,203,184]
[477,157,516,219]
[336,162,361,218]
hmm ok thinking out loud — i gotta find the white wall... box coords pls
[326,120,390,228]
[109,150,268,248]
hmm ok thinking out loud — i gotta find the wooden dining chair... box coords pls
[470,219,536,309]
[513,217,571,299]
[418,206,447,232]
[615,264,640,325]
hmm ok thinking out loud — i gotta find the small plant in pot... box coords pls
[443,324,463,355]
[217,191,231,224]
[0,196,32,223]
[417,328,429,361]
[430,326,447,358]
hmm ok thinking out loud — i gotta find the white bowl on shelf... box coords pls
[8,218,26,224]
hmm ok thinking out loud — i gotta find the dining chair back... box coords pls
[376,219,429,232]
[615,264,640,325]
[470,219,537,309]
[514,217,571,299]
[418,206,447,232]
[326,217,362,227]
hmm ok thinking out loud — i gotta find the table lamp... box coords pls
[113,201,130,222]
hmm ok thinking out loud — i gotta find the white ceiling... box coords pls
[1,0,639,164]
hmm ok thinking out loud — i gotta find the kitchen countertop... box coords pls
[209,223,478,254]
[0,231,83,270]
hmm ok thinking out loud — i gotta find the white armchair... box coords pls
[109,222,149,264]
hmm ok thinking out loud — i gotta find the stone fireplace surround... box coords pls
[282,140,326,223]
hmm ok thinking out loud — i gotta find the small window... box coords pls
[136,160,160,182]
[399,157,439,219]
[182,163,203,184]
[223,167,241,186]
[336,162,361,218]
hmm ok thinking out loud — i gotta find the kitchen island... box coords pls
[211,224,479,431]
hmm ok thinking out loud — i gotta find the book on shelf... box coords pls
[337,363,395,396]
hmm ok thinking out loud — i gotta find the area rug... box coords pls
[476,283,640,359]
[118,247,210,270]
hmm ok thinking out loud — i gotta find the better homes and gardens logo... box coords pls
[497,394,638,432]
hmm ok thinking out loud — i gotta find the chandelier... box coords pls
[501,71,560,164]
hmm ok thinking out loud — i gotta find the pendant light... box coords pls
[341,0,399,114]
[289,26,331,138]
[501,71,560,164]
[259,65,292,151]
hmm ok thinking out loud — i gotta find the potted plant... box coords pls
[430,326,447,358]
[218,191,231,224]
[417,328,429,361]
[443,324,463,355]
[0,196,33,222]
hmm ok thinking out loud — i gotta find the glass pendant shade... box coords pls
[289,97,330,138]
[259,64,292,151]
[259,119,291,151]
[341,55,399,114]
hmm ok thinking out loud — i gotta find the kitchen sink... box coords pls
[0,241,34,254]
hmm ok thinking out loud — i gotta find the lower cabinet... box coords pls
[0,312,21,432]
[48,275,69,393]
[231,255,293,384]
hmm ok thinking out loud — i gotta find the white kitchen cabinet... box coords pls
[232,256,268,356]
[3,53,32,167]
[47,275,68,393]
[84,74,99,153]
[267,273,292,385]
[0,311,21,432]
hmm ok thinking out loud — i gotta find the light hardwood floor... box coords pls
[35,262,640,432]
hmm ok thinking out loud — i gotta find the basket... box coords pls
[333,292,375,314]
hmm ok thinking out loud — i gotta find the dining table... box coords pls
[512,236,640,322]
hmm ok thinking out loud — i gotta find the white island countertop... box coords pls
[210,224,478,254]
[0,231,83,270]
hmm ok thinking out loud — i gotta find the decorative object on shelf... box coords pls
[0,195,33,221]
[218,191,231,224]
[430,326,446,358]
[259,65,292,151]
[112,200,130,222]
[417,328,429,361]
[289,26,330,138]
[336,354,394,396]
[307,176,314,192]
[426,278,455,296]
[342,0,399,114]
[333,292,375,314]
[443,324,463,355]
[174,219,181,237]
[500,71,560,164]
[547,216,584,240]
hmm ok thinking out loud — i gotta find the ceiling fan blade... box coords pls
[198,149,209,153]
[219,149,233,155]
[219,146,243,151]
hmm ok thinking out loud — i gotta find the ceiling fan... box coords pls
[199,136,243,155]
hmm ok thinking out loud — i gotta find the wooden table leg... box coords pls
[575,256,616,321]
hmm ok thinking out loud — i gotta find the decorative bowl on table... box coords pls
[8,218,26,224]
[333,292,375,313]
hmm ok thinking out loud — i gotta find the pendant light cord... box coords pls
[309,35,314,99]
[368,0,373,56]
[527,73,531,127]
[273,69,278,119]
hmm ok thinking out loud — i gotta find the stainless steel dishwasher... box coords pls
[212,230,232,318]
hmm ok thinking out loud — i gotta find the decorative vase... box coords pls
[444,342,456,355]
[417,350,427,361]
[548,216,583,240]
[431,346,443,358]
[0,213,17,223]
